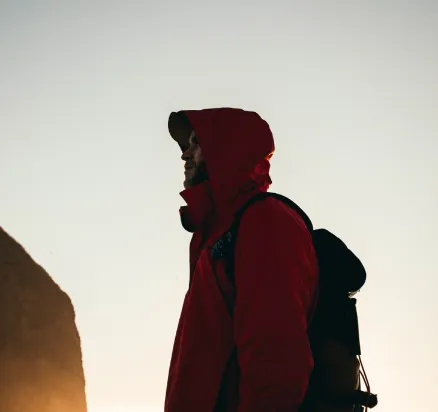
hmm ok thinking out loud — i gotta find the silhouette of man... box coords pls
[165,108,318,412]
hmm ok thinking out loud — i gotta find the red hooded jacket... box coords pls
[165,108,318,412]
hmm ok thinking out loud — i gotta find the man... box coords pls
[166,108,319,412]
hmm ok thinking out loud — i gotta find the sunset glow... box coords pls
[1,1,436,411]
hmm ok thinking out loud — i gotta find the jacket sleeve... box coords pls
[233,198,318,412]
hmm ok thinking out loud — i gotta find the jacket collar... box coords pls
[179,181,215,233]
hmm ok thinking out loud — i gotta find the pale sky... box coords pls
[1,1,437,411]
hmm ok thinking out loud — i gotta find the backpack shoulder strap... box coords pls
[231,192,313,238]
[210,192,313,308]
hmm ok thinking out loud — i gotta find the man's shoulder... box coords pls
[239,194,310,235]
[235,194,316,265]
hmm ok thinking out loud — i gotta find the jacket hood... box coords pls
[168,108,275,228]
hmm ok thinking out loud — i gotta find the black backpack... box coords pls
[211,192,378,412]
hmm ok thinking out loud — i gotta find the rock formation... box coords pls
[0,227,87,412]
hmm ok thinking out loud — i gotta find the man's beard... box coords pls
[184,161,209,189]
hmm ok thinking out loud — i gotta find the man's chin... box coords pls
[183,177,207,189]
[183,168,208,189]
[183,173,195,189]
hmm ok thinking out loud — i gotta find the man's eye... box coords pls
[192,136,198,145]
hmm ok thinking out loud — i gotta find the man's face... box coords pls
[181,130,208,189]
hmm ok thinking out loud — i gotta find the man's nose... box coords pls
[181,147,192,161]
